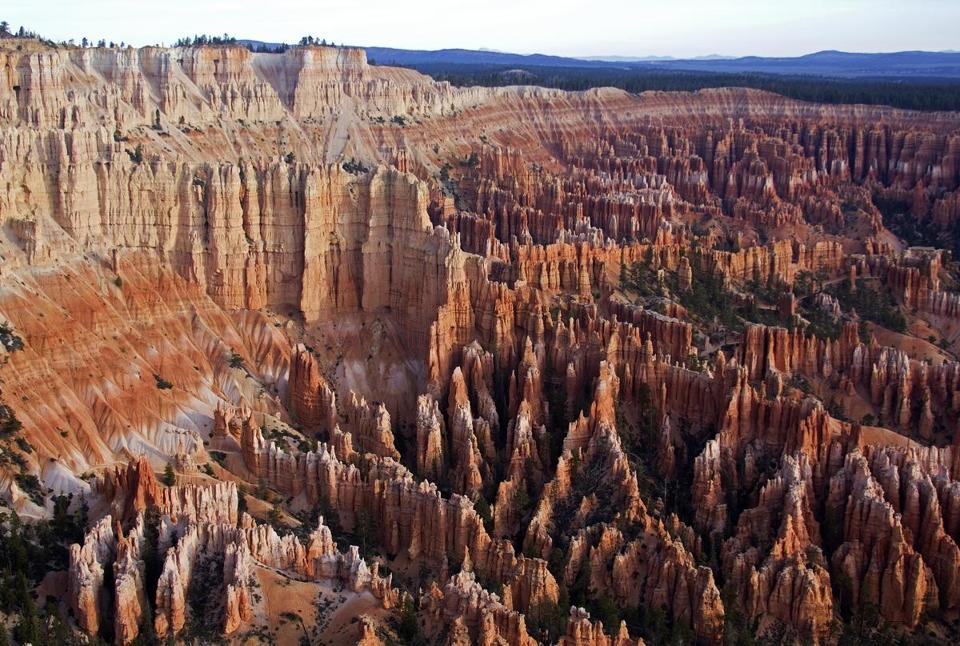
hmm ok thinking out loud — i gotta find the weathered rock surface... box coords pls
[67,458,398,644]
[8,36,960,646]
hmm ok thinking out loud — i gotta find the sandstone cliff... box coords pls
[6,36,960,645]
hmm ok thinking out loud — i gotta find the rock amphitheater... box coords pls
[1,38,960,644]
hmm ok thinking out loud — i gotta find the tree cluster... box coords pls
[298,36,337,47]
[173,33,237,47]
[826,278,908,334]
[0,499,87,645]
[409,62,960,112]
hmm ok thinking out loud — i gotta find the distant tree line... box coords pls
[248,42,290,53]
[298,36,332,46]
[0,22,344,53]
[173,33,237,47]
[0,20,131,48]
[404,62,960,112]
[0,20,60,47]
[244,37,343,53]
[169,35,343,51]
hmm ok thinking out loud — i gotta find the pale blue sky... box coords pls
[3,0,957,58]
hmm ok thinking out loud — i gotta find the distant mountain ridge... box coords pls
[360,47,616,68]
[236,40,960,80]
[643,50,960,78]
[581,54,734,62]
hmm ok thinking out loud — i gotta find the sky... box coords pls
[3,0,958,59]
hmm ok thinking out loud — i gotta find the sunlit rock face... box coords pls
[4,38,960,644]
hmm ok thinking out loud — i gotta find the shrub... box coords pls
[473,496,493,531]
[0,405,22,437]
[594,595,621,635]
[0,323,24,352]
[827,398,847,421]
[787,374,812,395]
[14,474,43,506]
[341,158,369,174]
[127,144,144,164]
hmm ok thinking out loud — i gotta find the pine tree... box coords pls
[137,604,160,646]
[397,595,419,641]
[163,462,176,487]
[12,574,39,645]
[44,602,71,645]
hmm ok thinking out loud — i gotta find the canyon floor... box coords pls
[2,37,960,645]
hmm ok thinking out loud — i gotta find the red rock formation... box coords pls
[94,455,162,523]
[356,615,387,646]
[447,366,492,497]
[522,362,723,641]
[67,516,117,636]
[559,607,643,646]
[737,321,861,382]
[68,459,398,644]
[421,571,538,646]
[415,394,447,482]
[289,344,337,433]
[826,450,937,626]
[722,454,834,640]
[112,515,150,645]
[341,392,401,460]
[11,37,960,646]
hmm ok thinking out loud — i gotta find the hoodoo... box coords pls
[2,16,960,645]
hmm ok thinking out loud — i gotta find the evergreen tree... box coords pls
[12,573,39,645]
[163,462,176,487]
